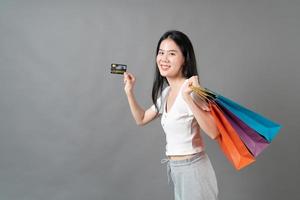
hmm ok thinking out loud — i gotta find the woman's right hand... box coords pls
[123,72,136,94]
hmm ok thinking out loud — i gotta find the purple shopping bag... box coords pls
[218,103,270,157]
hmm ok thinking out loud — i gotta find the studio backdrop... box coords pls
[0,0,299,200]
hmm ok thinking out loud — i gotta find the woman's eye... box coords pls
[170,52,175,56]
[158,51,164,55]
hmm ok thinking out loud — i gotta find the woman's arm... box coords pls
[183,94,220,139]
[182,76,220,140]
[125,91,158,126]
[124,72,157,126]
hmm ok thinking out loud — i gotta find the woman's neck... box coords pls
[166,76,187,91]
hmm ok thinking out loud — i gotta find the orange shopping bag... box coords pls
[210,102,256,170]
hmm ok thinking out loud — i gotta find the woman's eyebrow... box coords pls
[159,49,178,52]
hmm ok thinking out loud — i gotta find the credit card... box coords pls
[111,63,127,74]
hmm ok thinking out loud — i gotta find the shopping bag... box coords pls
[217,102,270,157]
[191,86,282,142]
[190,86,282,169]
[216,95,281,142]
[210,102,256,170]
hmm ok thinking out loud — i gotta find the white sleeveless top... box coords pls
[150,79,204,156]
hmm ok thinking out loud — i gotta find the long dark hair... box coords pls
[152,30,199,114]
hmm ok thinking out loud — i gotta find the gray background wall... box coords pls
[0,0,299,199]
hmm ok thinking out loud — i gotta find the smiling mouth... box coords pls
[160,65,170,70]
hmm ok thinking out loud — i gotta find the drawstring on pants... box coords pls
[161,158,171,185]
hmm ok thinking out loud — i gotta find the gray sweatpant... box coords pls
[161,152,219,200]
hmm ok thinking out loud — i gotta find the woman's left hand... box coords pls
[182,76,210,111]
[182,75,200,97]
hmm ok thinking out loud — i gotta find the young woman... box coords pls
[123,30,220,200]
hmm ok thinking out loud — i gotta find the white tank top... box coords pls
[151,79,204,156]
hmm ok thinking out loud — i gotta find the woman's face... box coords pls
[156,38,185,78]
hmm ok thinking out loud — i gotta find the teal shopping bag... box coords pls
[216,95,281,142]
[191,86,282,142]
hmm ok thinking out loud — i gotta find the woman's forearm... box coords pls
[125,91,145,125]
[184,95,220,139]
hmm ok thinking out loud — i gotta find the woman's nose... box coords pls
[161,54,169,62]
